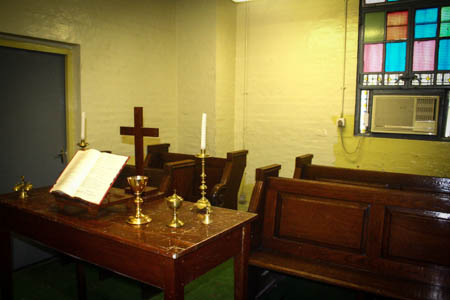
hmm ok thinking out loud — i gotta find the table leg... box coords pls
[163,259,184,300]
[234,223,251,300]
[76,262,87,300]
[0,230,13,300]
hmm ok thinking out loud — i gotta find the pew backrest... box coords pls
[260,176,450,297]
[294,154,450,193]
[115,159,196,201]
[145,144,248,209]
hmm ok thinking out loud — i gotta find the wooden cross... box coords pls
[120,107,159,175]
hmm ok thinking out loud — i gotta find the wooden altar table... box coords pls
[0,188,257,300]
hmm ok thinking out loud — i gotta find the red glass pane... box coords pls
[387,25,408,40]
[386,11,408,40]
[413,40,436,71]
[387,11,408,26]
[364,44,383,72]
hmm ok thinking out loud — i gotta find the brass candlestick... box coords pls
[194,149,211,210]
[127,175,151,225]
[166,191,184,228]
[13,176,32,199]
[77,139,89,150]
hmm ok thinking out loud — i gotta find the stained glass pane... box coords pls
[438,39,450,70]
[436,73,450,85]
[363,74,383,85]
[365,12,385,43]
[441,7,450,22]
[415,8,438,24]
[364,44,383,72]
[387,11,408,40]
[441,24,450,37]
[415,8,438,39]
[385,42,406,72]
[387,11,408,26]
[387,26,408,40]
[416,24,437,38]
[385,73,405,86]
[360,90,370,134]
[441,7,450,37]
[446,101,450,137]
[446,93,450,137]
[412,73,434,86]
[413,40,436,71]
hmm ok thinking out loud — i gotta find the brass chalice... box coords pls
[166,191,184,228]
[127,175,151,225]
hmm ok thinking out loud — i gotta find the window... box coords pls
[356,0,450,140]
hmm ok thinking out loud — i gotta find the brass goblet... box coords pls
[166,191,184,228]
[127,175,151,225]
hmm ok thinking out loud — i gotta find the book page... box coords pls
[50,149,100,196]
[73,152,129,204]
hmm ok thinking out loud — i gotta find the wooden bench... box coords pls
[114,159,196,201]
[294,154,450,194]
[143,143,248,209]
[248,165,450,300]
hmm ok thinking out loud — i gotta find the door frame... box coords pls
[0,36,79,159]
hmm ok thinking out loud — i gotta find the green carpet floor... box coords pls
[10,257,394,299]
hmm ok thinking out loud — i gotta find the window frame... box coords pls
[355,0,450,141]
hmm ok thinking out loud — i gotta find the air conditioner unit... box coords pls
[371,95,439,135]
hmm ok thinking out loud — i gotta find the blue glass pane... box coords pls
[415,8,438,24]
[438,39,450,70]
[415,24,437,38]
[385,42,406,72]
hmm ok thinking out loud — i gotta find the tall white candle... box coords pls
[81,112,86,141]
[201,113,207,150]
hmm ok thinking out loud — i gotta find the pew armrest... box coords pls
[209,183,228,207]
[293,153,313,179]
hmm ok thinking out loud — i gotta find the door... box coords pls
[0,45,67,269]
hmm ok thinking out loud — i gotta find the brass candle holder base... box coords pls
[127,213,152,225]
[127,175,151,225]
[77,140,89,150]
[193,150,212,211]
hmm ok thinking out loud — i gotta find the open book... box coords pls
[50,149,129,205]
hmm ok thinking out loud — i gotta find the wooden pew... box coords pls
[143,143,248,209]
[294,154,450,194]
[114,159,196,201]
[248,165,450,300]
